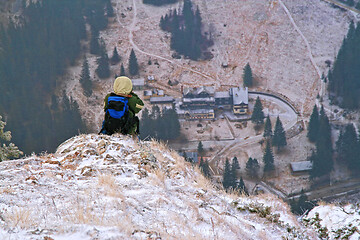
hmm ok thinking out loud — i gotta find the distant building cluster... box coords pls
[176,86,248,120]
[138,76,249,120]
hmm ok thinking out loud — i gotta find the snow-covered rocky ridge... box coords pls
[0,134,319,239]
[304,204,360,240]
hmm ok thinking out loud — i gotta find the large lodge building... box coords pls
[175,86,249,120]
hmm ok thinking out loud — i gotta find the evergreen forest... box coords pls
[328,21,360,109]
[139,106,181,141]
[0,0,111,154]
[159,0,213,60]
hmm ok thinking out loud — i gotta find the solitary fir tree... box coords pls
[128,49,139,76]
[96,39,110,79]
[243,63,253,87]
[272,116,287,151]
[197,141,204,156]
[237,177,248,195]
[79,57,92,97]
[199,157,211,178]
[139,108,152,140]
[90,27,100,55]
[263,140,275,173]
[120,63,126,76]
[246,157,260,179]
[307,105,319,142]
[222,158,232,190]
[0,116,23,161]
[111,46,121,64]
[263,115,272,139]
[230,157,240,189]
[251,97,265,126]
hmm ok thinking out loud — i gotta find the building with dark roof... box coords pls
[290,161,312,175]
[132,78,145,90]
[214,91,231,109]
[150,96,175,104]
[181,86,215,110]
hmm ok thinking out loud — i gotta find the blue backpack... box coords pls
[107,95,129,119]
[101,95,130,135]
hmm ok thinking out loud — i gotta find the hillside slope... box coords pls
[0,134,317,239]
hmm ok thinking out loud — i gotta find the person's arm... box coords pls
[128,92,144,114]
[103,93,111,111]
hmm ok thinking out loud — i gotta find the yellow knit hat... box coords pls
[113,76,132,95]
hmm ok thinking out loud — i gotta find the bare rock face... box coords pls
[0,134,318,239]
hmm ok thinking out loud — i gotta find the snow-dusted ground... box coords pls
[304,203,360,240]
[0,134,319,239]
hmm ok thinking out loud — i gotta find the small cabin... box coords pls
[147,75,156,83]
[290,161,312,175]
[132,78,145,90]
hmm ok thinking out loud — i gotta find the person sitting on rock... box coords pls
[99,76,144,135]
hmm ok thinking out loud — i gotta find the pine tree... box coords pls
[128,49,139,76]
[230,157,239,189]
[311,106,333,178]
[90,27,100,55]
[222,158,232,190]
[251,97,265,126]
[263,115,272,139]
[202,160,211,178]
[237,177,248,195]
[291,190,313,215]
[307,105,319,142]
[79,57,92,97]
[246,157,259,179]
[166,108,181,140]
[243,63,253,87]
[140,108,152,140]
[197,141,204,156]
[336,124,359,171]
[120,63,126,76]
[110,46,121,64]
[263,140,275,173]
[0,115,23,161]
[272,116,287,151]
[199,156,204,170]
[199,157,211,178]
[96,39,110,79]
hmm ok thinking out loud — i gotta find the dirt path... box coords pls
[120,0,215,83]
[278,0,324,117]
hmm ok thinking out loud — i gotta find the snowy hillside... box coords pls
[0,134,318,239]
[304,204,360,240]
